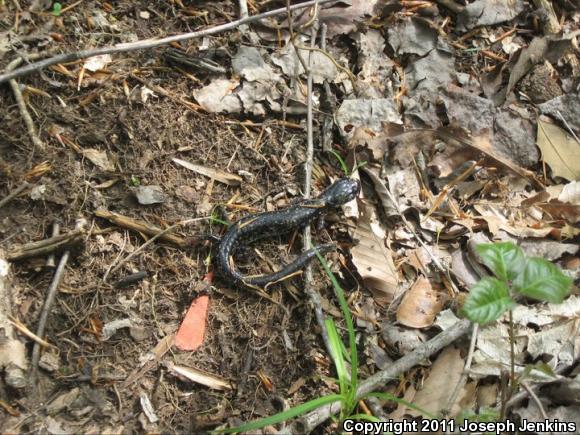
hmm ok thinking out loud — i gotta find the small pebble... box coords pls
[134,185,165,205]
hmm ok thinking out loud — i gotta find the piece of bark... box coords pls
[95,209,188,248]
[7,229,84,261]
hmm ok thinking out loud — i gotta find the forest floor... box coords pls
[0,0,579,433]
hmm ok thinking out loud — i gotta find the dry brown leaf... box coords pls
[173,158,242,186]
[350,200,398,305]
[349,123,403,161]
[389,384,418,419]
[538,203,580,224]
[82,148,115,171]
[403,347,466,417]
[537,118,580,181]
[436,127,541,188]
[396,276,444,328]
[298,0,379,37]
[521,181,579,223]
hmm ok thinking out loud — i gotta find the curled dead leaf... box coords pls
[350,200,398,305]
[396,276,444,328]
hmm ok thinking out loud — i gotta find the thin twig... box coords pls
[239,0,249,19]
[279,319,472,434]
[0,181,30,209]
[0,0,335,84]
[31,218,87,378]
[7,316,58,351]
[6,58,45,150]
[508,310,517,399]
[298,1,332,360]
[556,110,580,144]
[504,365,566,411]
[286,0,309,74]
[521,381,550,420]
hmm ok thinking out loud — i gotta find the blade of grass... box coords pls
[315,251,358,414]
[325,319,348,395]
[327,150,349,176]
[217,394,344,433]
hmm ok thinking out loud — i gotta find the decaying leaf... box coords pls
[407,49,456,92]
[271,43,339,84]
[527,320,579,369]
[388,17,438,57]
[303,0,379,37]
[173,158,242,186]
[396,276,444,328]
[352,30,395,98]
[83,54,112,72]
[82,148,115,171]
[192,78,242,113]
[399,347,468,417]
[536,118,580,181]
[458,0,526,30]
[336,99,402,148]
[526,181,580,223]
[471,323,530,378]
[350,200,398,305]
[511,295,580,327]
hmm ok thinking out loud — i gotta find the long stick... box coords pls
[31,219,87,377]
[0,0,335,84]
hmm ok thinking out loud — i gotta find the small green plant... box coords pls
[129,175,140,187]
[327,149,366,176]
[460,242,572,324]
[209,207,229,227]
[218,250,432,433]
[460,241,572,419]
[51,2,62,16]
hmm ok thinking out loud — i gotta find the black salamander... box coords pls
[216,178,360,289]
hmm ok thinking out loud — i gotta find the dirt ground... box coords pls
[1,0,579,433]
[0,2,362,433]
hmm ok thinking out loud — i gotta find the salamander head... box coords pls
[321,178,360,207]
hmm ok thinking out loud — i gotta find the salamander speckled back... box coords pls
[216,178,360,289]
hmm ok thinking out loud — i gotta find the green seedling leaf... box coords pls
[52,2,62,16]
[328,150,349,176]
[461,278,515,324]
[476,242,525,281]
[513,257,572,303]
[217,394,343,433]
